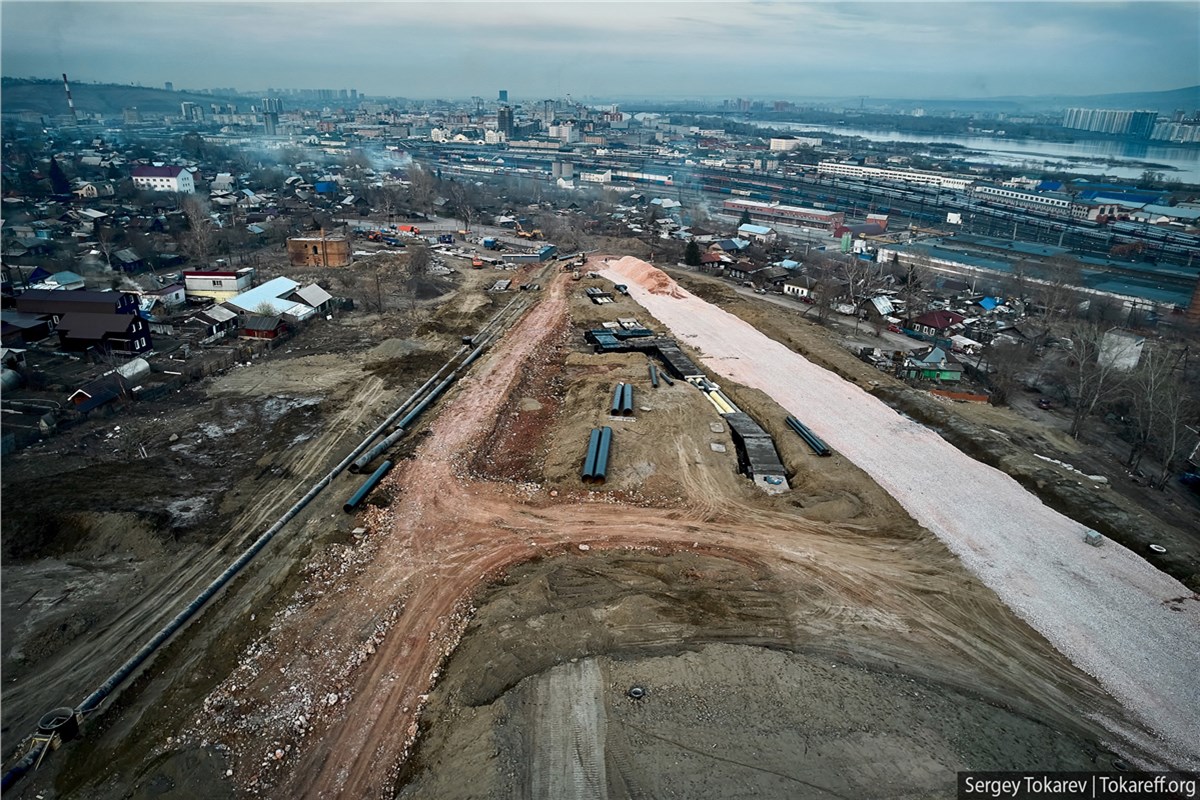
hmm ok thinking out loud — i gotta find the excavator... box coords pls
[514,220,544,240]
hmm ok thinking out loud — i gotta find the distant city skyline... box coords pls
[2,1,1197,101]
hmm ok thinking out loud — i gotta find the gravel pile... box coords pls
[604,257,1200,768]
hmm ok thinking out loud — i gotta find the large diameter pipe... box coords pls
[1,741,47,792]
[343,460,394,513]
[621,383,633,415]
[398,371,458,430]
[610,383,624,416]
[8,287,546,794]
[648,364,659,388]
[592,426,613,483]
[657,369,675,386]
[350,426,407,473]
[581,428,601,481]
[786,415,831,456]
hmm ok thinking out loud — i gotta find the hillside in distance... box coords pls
[1,78,243,116]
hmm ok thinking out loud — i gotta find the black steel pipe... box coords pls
[592,426,613,483]
[1,741,47,792]
[581,428,601,481]
[3,279,549,796]
[648,364,659,388]
[786,415,831,456]
[343,460,395,513]
[350,426,407,473]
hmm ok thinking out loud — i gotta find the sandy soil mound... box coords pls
[607,256,685,298]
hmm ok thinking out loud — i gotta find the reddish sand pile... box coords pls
[607,256,684,298]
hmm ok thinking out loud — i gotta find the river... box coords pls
[761,121,1200,184]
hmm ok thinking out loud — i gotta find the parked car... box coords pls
[1036,398,1056,410]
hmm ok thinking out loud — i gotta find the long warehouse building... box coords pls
[722,198,844,231]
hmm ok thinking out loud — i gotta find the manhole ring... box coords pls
[627,686,646,700]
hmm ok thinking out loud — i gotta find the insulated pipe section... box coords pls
[591,426,613,484]
[657,369,675,386]
[648,364,659,388]
[343,460,394,513]
[610,383,624,416]
[621,383,633,415]
[785,415,832,456]
[713,389,740,414]
[580,428,602,482]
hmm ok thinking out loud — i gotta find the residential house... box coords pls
[1,311,54,345]
[737,223,777,244]
[30,270,87,291]
[182,305,240,341]
[783,275,820,302]
[56,312,152,354]
[68,374,131,414]
[241,315,287,339]
[15,289,140,322]
[131,165,196,194]
[73,181,116,199]
[901,346,964,383]
[183,268,256,302]
[113,248,145,273]
[1,346,27,369]
[906,309,965,340]
[288,284,334,315]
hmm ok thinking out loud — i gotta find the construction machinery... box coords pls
[514,220,544,240]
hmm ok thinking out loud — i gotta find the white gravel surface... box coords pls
[602,257,1200,768]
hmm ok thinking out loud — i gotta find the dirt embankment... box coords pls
[663,266,1199,592]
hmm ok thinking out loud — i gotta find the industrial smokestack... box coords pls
[62,73,78,123]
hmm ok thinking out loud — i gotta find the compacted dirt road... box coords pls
[172,263,1193,799]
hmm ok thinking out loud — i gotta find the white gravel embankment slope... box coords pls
[602,257,1200,768]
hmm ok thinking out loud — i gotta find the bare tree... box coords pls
[1030,255,1083,346]
[180,196,216,268]
[1060,321,1135,439]
[1148,369,1199,489]
[983,342,1028,406]
[407,241,430,277]
[443,180,477,232]
[406,166,436,217]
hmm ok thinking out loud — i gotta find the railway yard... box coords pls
[2,249,1199,799]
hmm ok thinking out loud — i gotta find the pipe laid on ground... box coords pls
[621,382,634,415]
[657,369,675,386]
[610,383,624,416]
[351,426,407,473]
[1,741,47,792]
[592,426,613,483]
[6,286,549,796]
[581,428,601,481]
[343,460,394,513]
[648,364,659,388]
[786,415,832,456]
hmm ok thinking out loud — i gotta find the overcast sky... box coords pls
[2,1,1196,101]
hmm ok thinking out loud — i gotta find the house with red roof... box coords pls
[131,165,195,194]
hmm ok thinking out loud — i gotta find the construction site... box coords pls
[2,249,1199,799]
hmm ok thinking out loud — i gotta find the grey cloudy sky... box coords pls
[2,1,1196,100]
